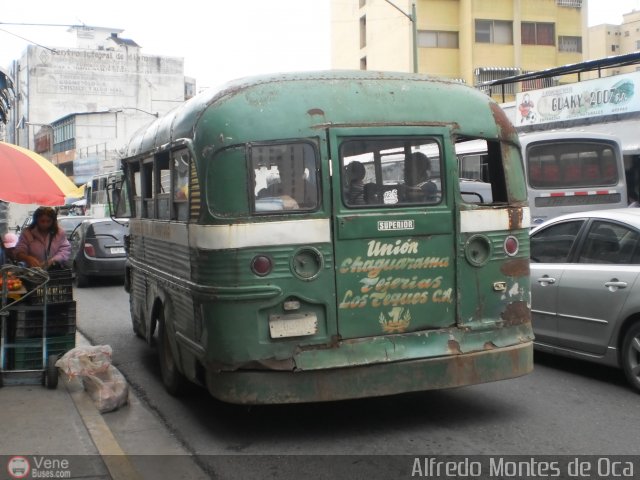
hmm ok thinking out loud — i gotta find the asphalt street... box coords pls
[75,281,639,479]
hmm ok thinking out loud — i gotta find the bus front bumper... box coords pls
[205,341,533,404]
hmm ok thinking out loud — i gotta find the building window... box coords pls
[418,30,459,48]
[475,20,513,45]
[636,40,640,49]
[625,31,630,37]
[360,56,367,70]
[556,0,582,7]
[522,22,555,46]
[475,67,520,95]
[558,36,582,53]
[52,118,76,154]
[359,0,365,7]
[611,45,617,52]
[360,16,366,49]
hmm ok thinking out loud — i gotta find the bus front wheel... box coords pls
[158,306,189,396]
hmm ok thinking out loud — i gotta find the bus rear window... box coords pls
[527,141,618,189]
[252,142,319,212]
[340,138,442,207]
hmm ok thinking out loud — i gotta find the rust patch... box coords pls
[217,357,296,372]
[501,301,531,327]
[307,108,325,116]
[448,339,462,355]
[508,207,524,230]
[484,341,497,350]
[500,258,530,278]
[296,335,341,352]
[490,103,517,139]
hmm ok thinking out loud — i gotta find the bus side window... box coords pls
[130,163,142,218]
[455,139,513,204]
[172,149,190,221]
[91,178,100,206]
[142,160,154,219]
[157,154,171,220]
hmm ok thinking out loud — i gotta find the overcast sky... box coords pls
[0,0,638,89]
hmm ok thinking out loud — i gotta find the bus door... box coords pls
[328,128,457,339]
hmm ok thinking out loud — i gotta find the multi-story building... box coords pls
[332,0,587,98]
[5,26,196,183]
[588,10,640,77]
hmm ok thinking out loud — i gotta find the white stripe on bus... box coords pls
[188,219,332,250]
[460,207,531,233]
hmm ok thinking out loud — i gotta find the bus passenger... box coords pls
[406,152,438,202]
[261,164,316,209]
[346,161,366,205]
[14,207,71,269]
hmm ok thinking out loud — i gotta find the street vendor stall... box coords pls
[0,141,80,388]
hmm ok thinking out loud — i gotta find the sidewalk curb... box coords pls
[63,332,143,480]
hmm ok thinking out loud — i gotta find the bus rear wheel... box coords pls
[158,307,189,396]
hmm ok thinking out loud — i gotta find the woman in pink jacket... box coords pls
[15,207,71,269]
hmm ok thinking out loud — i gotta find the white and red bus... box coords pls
[456,132,627,226]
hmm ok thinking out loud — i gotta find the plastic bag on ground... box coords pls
[82,365,129,413]
[55,345,129,413]
[55,345,113,379]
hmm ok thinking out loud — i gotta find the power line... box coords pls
[0,28,57,52]
[0,21,84,28]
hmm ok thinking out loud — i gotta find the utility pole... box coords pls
[383,0,418,73]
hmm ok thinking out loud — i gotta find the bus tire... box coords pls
[158,307,189,396]
[132,318,145,339]
[621,322,640,393]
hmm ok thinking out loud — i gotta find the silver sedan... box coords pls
[530,208,640,392]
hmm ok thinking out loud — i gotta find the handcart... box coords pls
[0,265,76,389]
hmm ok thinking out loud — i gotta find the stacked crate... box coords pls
[9,269,76,370]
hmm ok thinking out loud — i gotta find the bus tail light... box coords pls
[504,236,519,256]
[84,243,96,257]
[251,255,273,276]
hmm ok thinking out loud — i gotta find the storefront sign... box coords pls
[515,72,640,126]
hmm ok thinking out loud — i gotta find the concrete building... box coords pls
[588,10,640,77]
[331,0,587,99]
[6,26,195,183]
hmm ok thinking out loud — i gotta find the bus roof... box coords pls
[125,71,517,159]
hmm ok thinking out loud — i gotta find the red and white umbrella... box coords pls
[0,141,83,206]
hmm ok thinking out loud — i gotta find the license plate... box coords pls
[110,247,126,254]
[269,313,318,338]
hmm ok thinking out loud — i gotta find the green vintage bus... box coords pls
[114,71,533,404]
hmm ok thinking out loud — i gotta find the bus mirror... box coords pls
[106,179,132,220]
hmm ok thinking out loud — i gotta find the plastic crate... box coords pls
[27,269,74,305]
[11,334,76,370]
[8,302,76,338]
